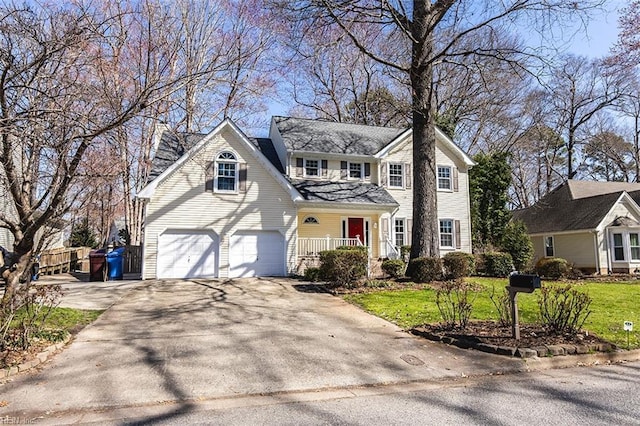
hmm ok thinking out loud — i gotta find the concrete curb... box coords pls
[1,334,71,380]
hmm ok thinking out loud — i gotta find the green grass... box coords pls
[344,277,640,349]
[9,306,103,338]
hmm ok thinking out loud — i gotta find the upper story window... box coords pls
[303,216,319,224]
[349,162,362,179]
[437,166,452,190]
[216,151,237,192]
[305,159,319,177]
[389,163,403,188]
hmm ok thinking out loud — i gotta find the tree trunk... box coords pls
[409,1,440,260]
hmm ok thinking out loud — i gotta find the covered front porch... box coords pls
[295,210,398,259]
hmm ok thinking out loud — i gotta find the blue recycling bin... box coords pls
[106,247,125,280]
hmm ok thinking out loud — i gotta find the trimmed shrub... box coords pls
[535,257,570,279]
[406,257,443,283]
[500,220,534,271]
[303,267,321,282]
[442,252,476,279]
[335,245,368,253]
[381,259,405,278]
[474,253,486,275]
[319,249,368,288]
[482,252,513,277]
[400,245,411,262]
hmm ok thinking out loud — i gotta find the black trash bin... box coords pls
[106,247,125,280]
[89,249,107,281]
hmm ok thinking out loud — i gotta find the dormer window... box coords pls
[305,159,319,177]
[216,151,237,192]
[349,163,362,179]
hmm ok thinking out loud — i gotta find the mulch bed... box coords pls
[412,320,616,357]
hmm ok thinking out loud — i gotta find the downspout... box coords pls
[592,230,600,275]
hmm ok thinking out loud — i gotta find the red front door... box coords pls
[348,218,365,244]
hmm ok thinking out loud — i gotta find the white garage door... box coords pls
[229,231,285,277]
[157,231,219,279]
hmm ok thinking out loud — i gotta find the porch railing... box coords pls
[298,237,362,256]
[381,239,400,260]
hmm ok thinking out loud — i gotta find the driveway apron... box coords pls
[0,278,524,417]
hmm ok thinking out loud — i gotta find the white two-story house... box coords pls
[137,116,474,279]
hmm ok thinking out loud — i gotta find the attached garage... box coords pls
[157,230,219,279]
[229,231,285,277]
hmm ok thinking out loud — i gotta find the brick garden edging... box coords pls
[411,327,616,358]
[1,335,71,379]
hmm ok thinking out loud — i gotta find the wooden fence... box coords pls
[38,247,91,275]
[38,245,143,276]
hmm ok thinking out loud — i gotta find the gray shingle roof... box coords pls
[249,137,284,173]
[274,116,407,155]
[148,131,205,183]
[291,179,398,206]
[512,180,640,234]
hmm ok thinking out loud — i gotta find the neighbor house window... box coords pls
[439,219,453,248]
[216,151,237,192]
[394,219,405,247]
[630,233,640,260]
[304,159,319,177]
[545,236,554,257]
[303,216,319,224]
[613,233,624,261]
[389,164,403,188]
[349,162,362,179]
[437,166,452,190]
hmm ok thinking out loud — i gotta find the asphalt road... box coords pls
[31,360,640,425]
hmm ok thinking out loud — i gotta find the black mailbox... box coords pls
[509,273,541,290]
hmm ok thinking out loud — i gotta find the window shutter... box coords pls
[455,220,461,249]
[406,219,413,247]
[321,159,328,177]
[380,162,387,187]
[238,163,247,192]
[296,158,303,177]
[364,162,371,180]
[382,218,389,238]
[341,161,348,179]
[405,162,412,189]
[453,167,459,192]
[205,162,214,192]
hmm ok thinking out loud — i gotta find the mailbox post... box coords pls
[507,273,541,340]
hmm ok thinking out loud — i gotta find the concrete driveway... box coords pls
[1,277,528,421]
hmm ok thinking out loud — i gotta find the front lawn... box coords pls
[344,277,640,349]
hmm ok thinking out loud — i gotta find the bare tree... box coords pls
[0,2,193,307]
[271,0,604,259]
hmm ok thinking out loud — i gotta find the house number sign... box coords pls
[624,321,633,331]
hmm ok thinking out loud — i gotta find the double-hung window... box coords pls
[394,219,405,247]
[389,163,403,188]
[545,236,554,257]
[630,233,640,260]
[613,233,625,261]
[305,159,319,177]
[349,162,362,179]
[216,152,237,192]
[437,166,452,190]
[439,219,454,248]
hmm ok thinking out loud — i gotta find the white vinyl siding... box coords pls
[143,128,297,279]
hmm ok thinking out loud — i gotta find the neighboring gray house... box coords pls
[137,116,475,279]
[513,179,640,274]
